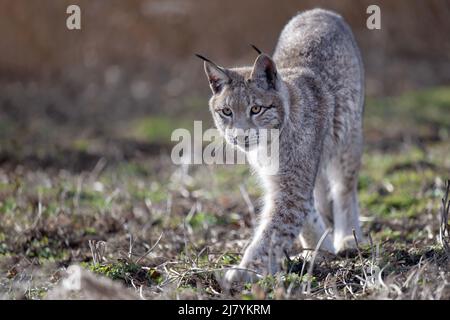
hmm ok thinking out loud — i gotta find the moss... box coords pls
[188,211,219,229]
[375,227,403,241]
[72,138,90,152]
[85,261,164,286]
[64,188,113,211]
[220,253,240,265]
[129,185,167,204]
[83,227,97,235]
[24,236,71,262]
[147,268,164,285]
[0,197,17,215]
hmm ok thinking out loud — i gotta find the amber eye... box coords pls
[222,107,232,116]
[250,105,262,115]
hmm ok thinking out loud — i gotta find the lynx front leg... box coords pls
[298,206,334,256]
[224,198,305,285]
[224,195,334,285]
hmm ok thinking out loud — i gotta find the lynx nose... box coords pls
[232,135,249,145]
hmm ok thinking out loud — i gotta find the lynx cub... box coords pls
[199,9,365,283]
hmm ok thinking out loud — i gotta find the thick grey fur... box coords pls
[200,9,365,284]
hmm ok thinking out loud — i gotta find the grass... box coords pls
[0,86,449,299]
[127,116,193,144]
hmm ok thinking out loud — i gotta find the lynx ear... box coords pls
[196,54,230,94]
[204,62,230,94]
[250,54,278,90]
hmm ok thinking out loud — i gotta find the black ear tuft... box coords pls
[198,55,230,94]
[195,54,216,65]
[250,44,262,55]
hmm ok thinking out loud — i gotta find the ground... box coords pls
[0,86,449,299]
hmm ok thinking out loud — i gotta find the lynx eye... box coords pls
[250,105,262,115]
[221,107,232,116]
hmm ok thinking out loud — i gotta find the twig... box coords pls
[31,191,43,230]
[89,157,107,181]
[89,240,106,264]
[439,179,450,251]
[128,234,135,260]
[135,232,164,264]
[353,229,368,282]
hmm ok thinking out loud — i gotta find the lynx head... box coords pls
[198,51,288,152]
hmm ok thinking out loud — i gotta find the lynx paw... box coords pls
[334,234,367,253]
[223,267,261,287]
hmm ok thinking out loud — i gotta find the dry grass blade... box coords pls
[439,179,450,252]
[31,191,43,230]
[305,228,332,294]
[135,232,164,264]
[353,229,369,282]
[88,240,107,265]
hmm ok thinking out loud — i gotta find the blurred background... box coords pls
[0,0,449,158]
[1,1,450,300]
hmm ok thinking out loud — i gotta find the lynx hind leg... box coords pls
[298,205,335,258]
[329,146,364,252]
[314,172,333,228]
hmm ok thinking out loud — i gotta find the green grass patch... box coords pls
[130,116,192,143]
[85,261,164,286]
